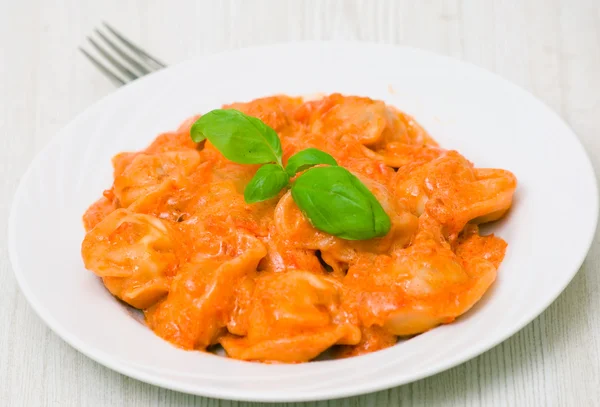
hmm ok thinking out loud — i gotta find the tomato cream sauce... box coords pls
[81,94,516,363]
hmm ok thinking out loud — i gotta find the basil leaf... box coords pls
[191,109,283,165]
[244,164,290,203]
[291,166,391,240]
[285,148,338,176]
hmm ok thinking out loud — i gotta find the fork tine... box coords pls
[102,22,167,69]
[87,37,138,81]
[79,47,127,86]
[94,29,152,76]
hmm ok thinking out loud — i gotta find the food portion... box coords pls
[81,94,517,363]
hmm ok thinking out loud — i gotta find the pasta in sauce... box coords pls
[81,94,517,363]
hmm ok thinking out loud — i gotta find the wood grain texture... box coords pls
[1,0,599,405]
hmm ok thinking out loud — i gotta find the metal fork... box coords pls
[79,22,167,86]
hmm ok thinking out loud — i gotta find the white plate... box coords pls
[8,43,598,402]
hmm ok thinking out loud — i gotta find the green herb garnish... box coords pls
[285,148,338,176]
[244,163,290,204]
[191,109,283,166]
[291,166,391,240]
[191,109,391,240]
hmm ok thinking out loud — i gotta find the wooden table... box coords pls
[1,0,599,405]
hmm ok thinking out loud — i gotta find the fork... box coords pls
[79,22,167,86]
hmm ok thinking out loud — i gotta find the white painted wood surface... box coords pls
[1,0,599,405]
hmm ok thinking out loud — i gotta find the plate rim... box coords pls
[8,41,599,402]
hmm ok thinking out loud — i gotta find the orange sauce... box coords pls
[81,94,516,363]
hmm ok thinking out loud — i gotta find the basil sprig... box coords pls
[285,148,338,176]
[191,109,283,166]
[291,166,391,240]
[244,164,289,204]
[190,109,391,240]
